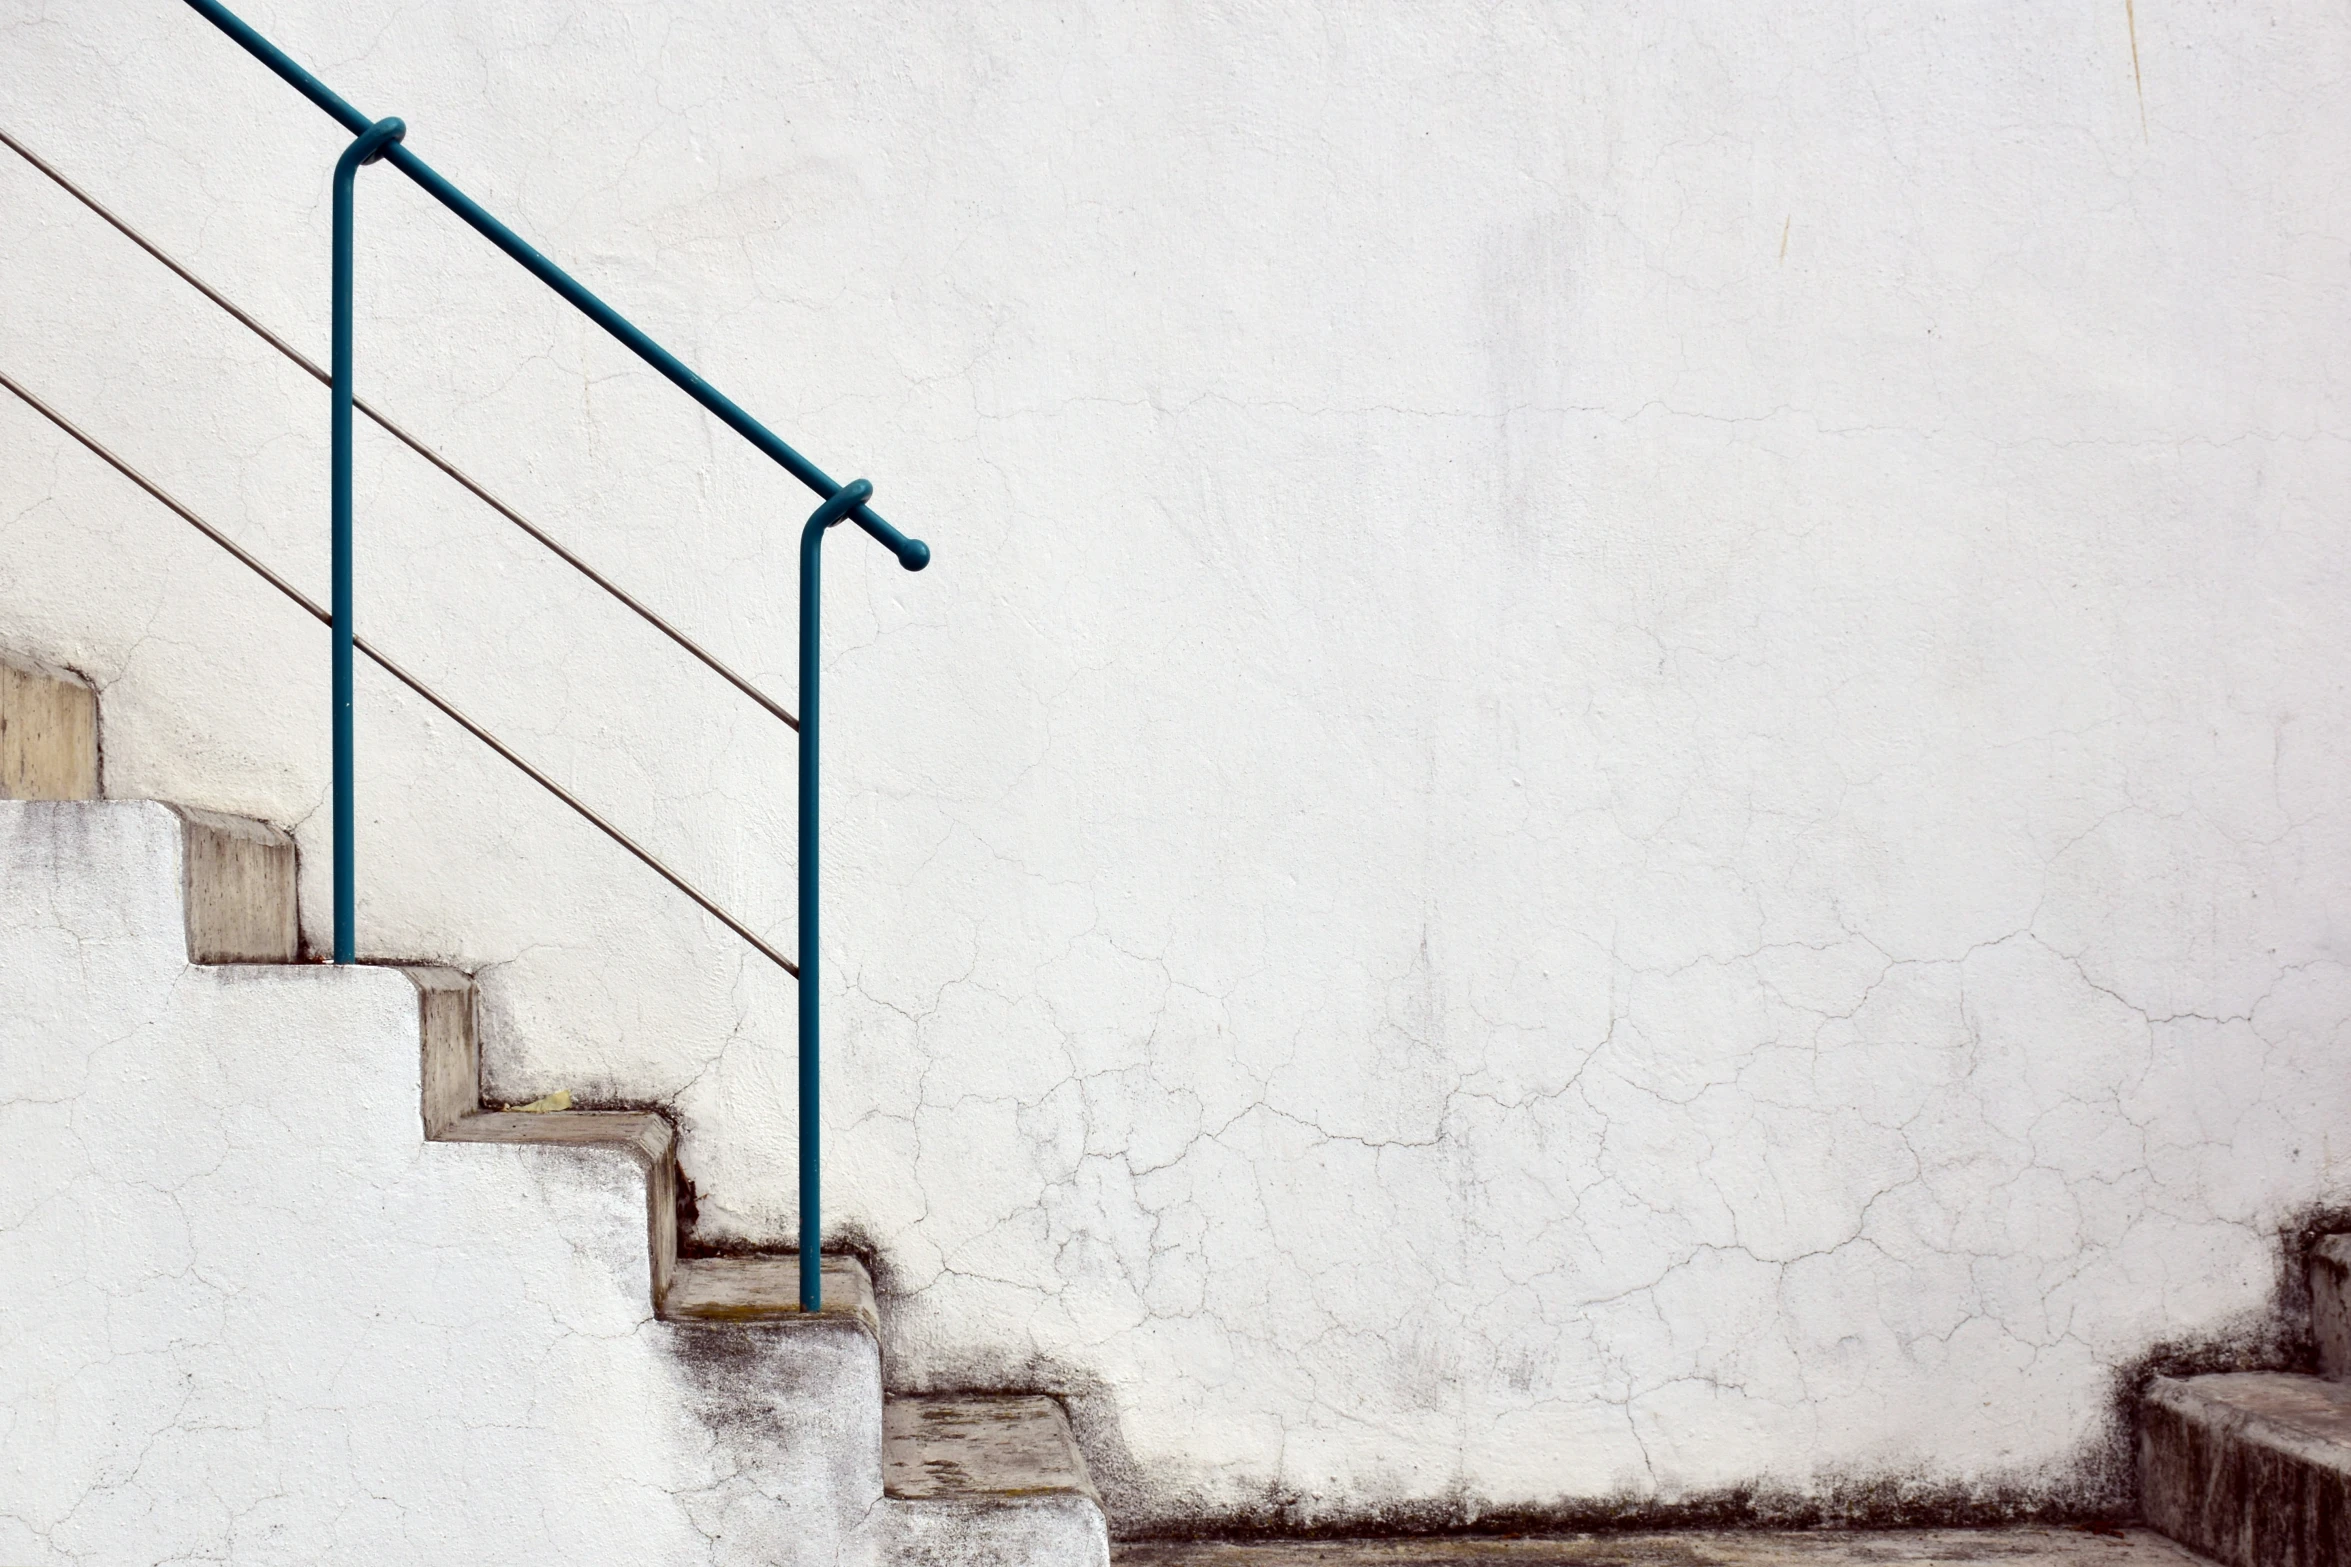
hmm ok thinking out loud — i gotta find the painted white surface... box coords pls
[0,800,887,1564]
[5,0,2351,1526]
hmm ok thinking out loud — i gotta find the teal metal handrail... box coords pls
[182,0,932,1311]
[181,1,927,559]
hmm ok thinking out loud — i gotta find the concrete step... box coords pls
[884,1394,1099,1503]
[172,803,298,961]
[409,954,882,1332]
[668,1253,883,1335]
[0,653,296,960]
[2313,1235,2351,1379]
[0,646,1106,1564]
[1115,1530,2214,1567]
[881,1395,1108,1567]
[2141,1371,2351,1567]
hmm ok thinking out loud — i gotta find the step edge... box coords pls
[401,965,680,1306]
[2146,1371,2351,1478]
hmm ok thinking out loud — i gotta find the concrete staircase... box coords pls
[0,654,1105,1567]
[2141,1239,2351,1567]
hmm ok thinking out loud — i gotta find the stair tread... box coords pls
[884,1394,1098,1504]
[439,1109,674,1164]
[663,1254,879,1337]
[2150,1371,2351,1464]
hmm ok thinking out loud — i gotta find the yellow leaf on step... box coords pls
[513,1090,573,1113]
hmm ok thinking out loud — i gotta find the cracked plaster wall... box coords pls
[5,0,2351,1531]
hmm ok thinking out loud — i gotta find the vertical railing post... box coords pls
[798,477,873,1313]
[329,115,405,964]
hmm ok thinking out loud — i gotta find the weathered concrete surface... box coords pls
[669,1254,885,1337]
[0,797,901,1566]
[407,949,883,1342]
[169,802,297,962]
[2139,1374,2351,1567]
[1114,1531,2210,1567]
[0,653,95,800]
[440,1106,682,1301]
[11,0,2351,1532]
[881,1396,1110,1567]
[886,1395,1102,1503]
[408,961,480,1137]
[2313,1239,2351,1381]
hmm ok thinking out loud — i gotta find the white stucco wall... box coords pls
[6,0,2351,1530]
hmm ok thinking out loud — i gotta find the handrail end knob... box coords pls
[897,538,930,572]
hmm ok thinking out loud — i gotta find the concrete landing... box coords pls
[1116,1530,2210,1567]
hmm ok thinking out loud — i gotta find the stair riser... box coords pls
[0,655,97,800]
[175,806,297,962]
[414,967,479,1139]
[877,1497,1109,1567]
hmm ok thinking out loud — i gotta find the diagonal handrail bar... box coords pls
[0,366,802,981]
[178,0,930,573]
[0,124,802,735]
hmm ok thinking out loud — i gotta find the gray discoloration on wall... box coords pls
[1098,1456,2134,1543]
[662,1316,890,1566]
